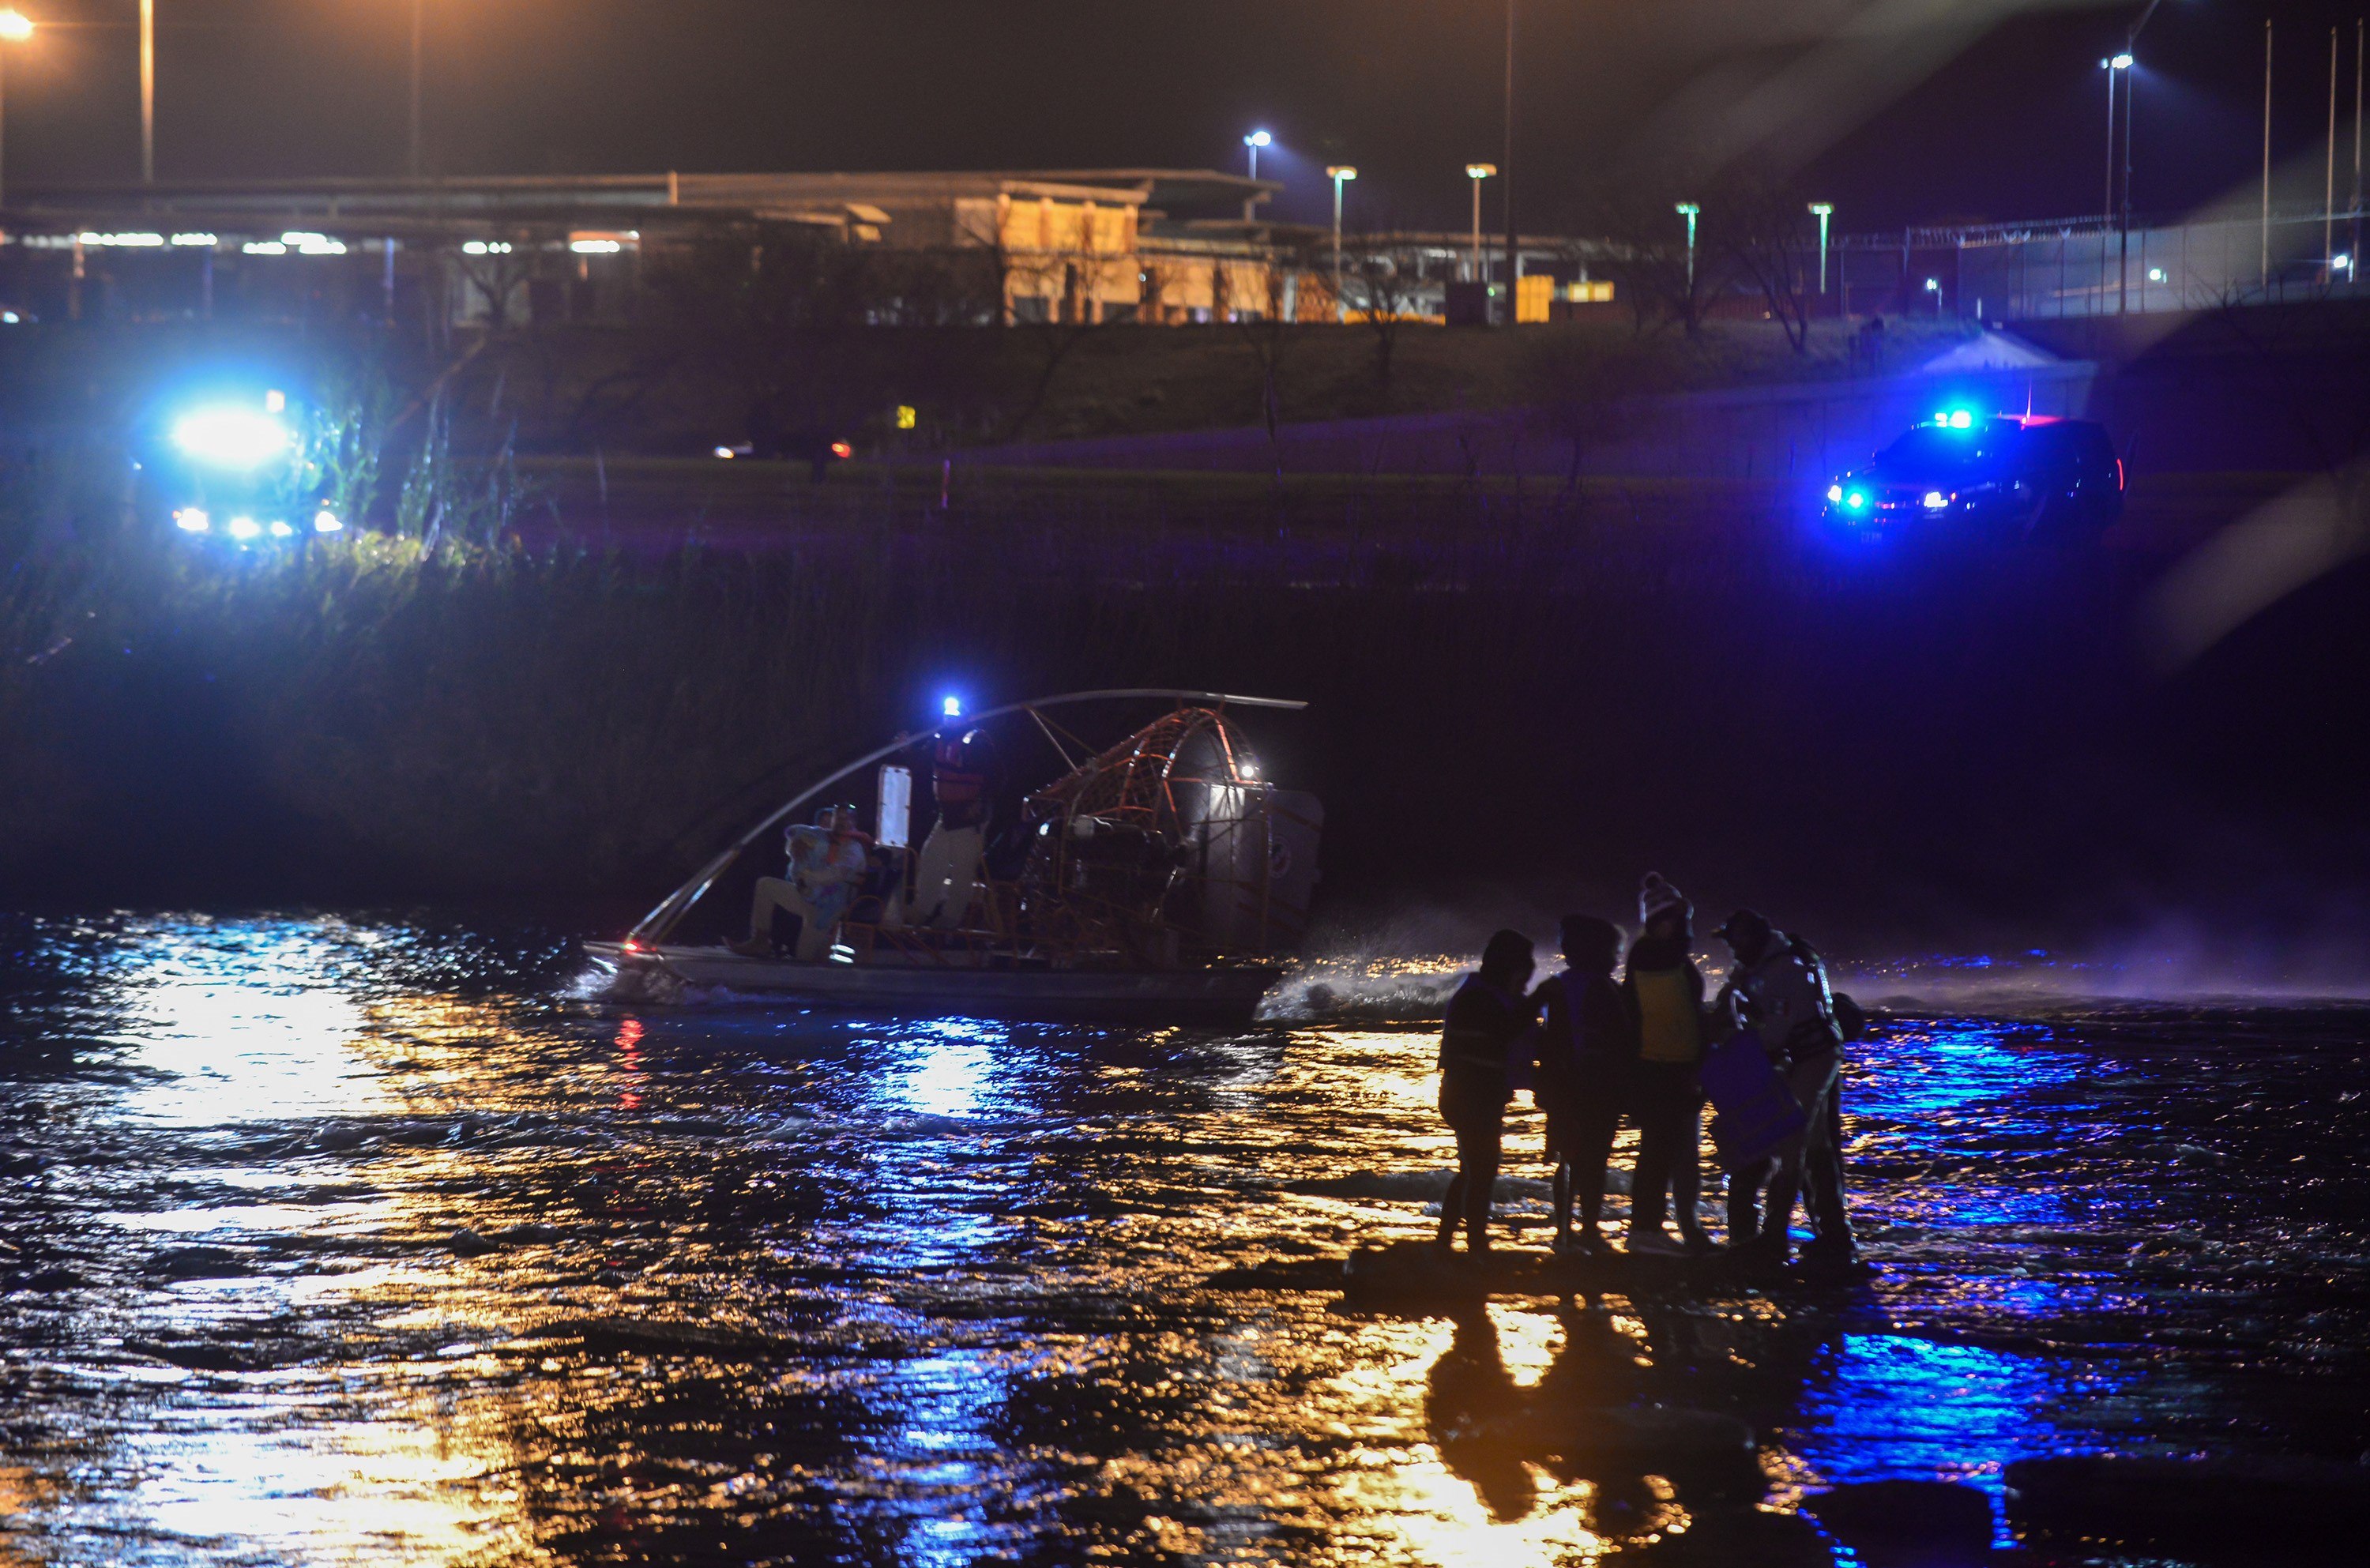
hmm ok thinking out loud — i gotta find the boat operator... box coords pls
[731,806,870,961]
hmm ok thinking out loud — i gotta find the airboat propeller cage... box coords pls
[630,690,1317,953]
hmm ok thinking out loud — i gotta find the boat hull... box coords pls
[584,942,1281,1025]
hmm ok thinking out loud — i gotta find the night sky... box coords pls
[4,1,2363,234]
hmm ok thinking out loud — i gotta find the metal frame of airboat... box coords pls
[623,688,1309,952]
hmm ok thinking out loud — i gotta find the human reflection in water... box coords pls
[1424,1310,1538,1522]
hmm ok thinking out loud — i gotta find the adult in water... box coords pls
[1435,930,1541,1255]
[1532,914,1635,1254]
[1714,908,1851,1265]
[1621,874,1713,1256]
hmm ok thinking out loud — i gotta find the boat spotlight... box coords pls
[267,519,295,538]
[173,507,210,534]
[226,516,262,541]
[171,404,293,470]
[1922,491,1950,510]
[312,509,343,534]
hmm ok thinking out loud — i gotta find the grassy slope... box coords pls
[1011,317,1973,442]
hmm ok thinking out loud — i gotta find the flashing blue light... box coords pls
[1845,489,1870,511]
[1950,410,1973,429]
[171,404,292,470]
[942,695,963,719]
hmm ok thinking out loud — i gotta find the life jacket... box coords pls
[932,732,986,810]
[1634,964,1702,1064]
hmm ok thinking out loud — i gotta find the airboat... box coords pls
[582,690,1322,1024]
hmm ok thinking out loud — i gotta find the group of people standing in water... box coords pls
[1436,873,1859,1265]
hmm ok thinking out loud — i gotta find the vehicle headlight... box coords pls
[1921,491,1950,510]
[1826,483,1844,504]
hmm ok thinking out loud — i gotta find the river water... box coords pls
[1,913,2366,1565]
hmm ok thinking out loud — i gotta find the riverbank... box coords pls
[6,473,2364,957]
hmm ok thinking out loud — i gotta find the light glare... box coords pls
[171,407,293,470]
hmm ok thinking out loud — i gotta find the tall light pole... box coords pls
[1465,163,1495,282]
[1809,201,1833,296]
[1243,129,1270,180]
[409,0,424,178]
[2328,24,2341,273]
[2115,0,2169,313]
[1501,0,1518,323]
[1676,201,1699,291]
[0,9,30,213]
[2263,18,2274,286]
[2101,55,2126,219]
[1326,164,1356,321]
[139,0,153,182]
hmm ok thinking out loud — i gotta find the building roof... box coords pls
[2,169,1279,242]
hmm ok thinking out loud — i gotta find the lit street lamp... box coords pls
[0,9,32,213]
[1924,275,1943,317]
[1676,201,1699,290]
[1327,164,1356,319]
[2100,54,2130,223]
[2113,0,2170,314]
[1809,201,1833,295]
[1465,163,1495,282]
[1243,128,1270,181]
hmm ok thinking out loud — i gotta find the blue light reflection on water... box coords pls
[1787,1333,2126,1545]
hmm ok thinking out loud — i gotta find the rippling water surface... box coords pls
[2,914,2367,1565]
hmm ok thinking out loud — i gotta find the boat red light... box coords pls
[622,938,643,953]
[830,441,853,460]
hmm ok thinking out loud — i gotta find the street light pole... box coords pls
[0,10,29,214]
[2263,18,2274,286]
[1465,164,1495,282]
[2101,56,2119,219]
[2115,0,2166,314]
[1502,0,1517,323]
[1326,164,1356,321]
[1676,201,1699,292]
[1243,129,1269,181]
[1810,202,1833,296]
[409,0,424,178]
[140,0,153,182]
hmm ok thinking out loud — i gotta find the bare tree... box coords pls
[1578,189,1721,336]
[1344,226,1433,388]
[959,198,1137,441]
[1711,167,1819,353]
[1231,238,1328,484]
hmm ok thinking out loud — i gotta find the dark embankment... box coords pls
[6,466,2364,957]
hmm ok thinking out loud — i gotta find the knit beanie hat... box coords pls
[1638,873,1692,927]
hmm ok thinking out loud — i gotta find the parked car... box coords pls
[1826,412,2125,542]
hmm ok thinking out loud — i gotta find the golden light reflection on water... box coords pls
[5,916,2340,1566]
